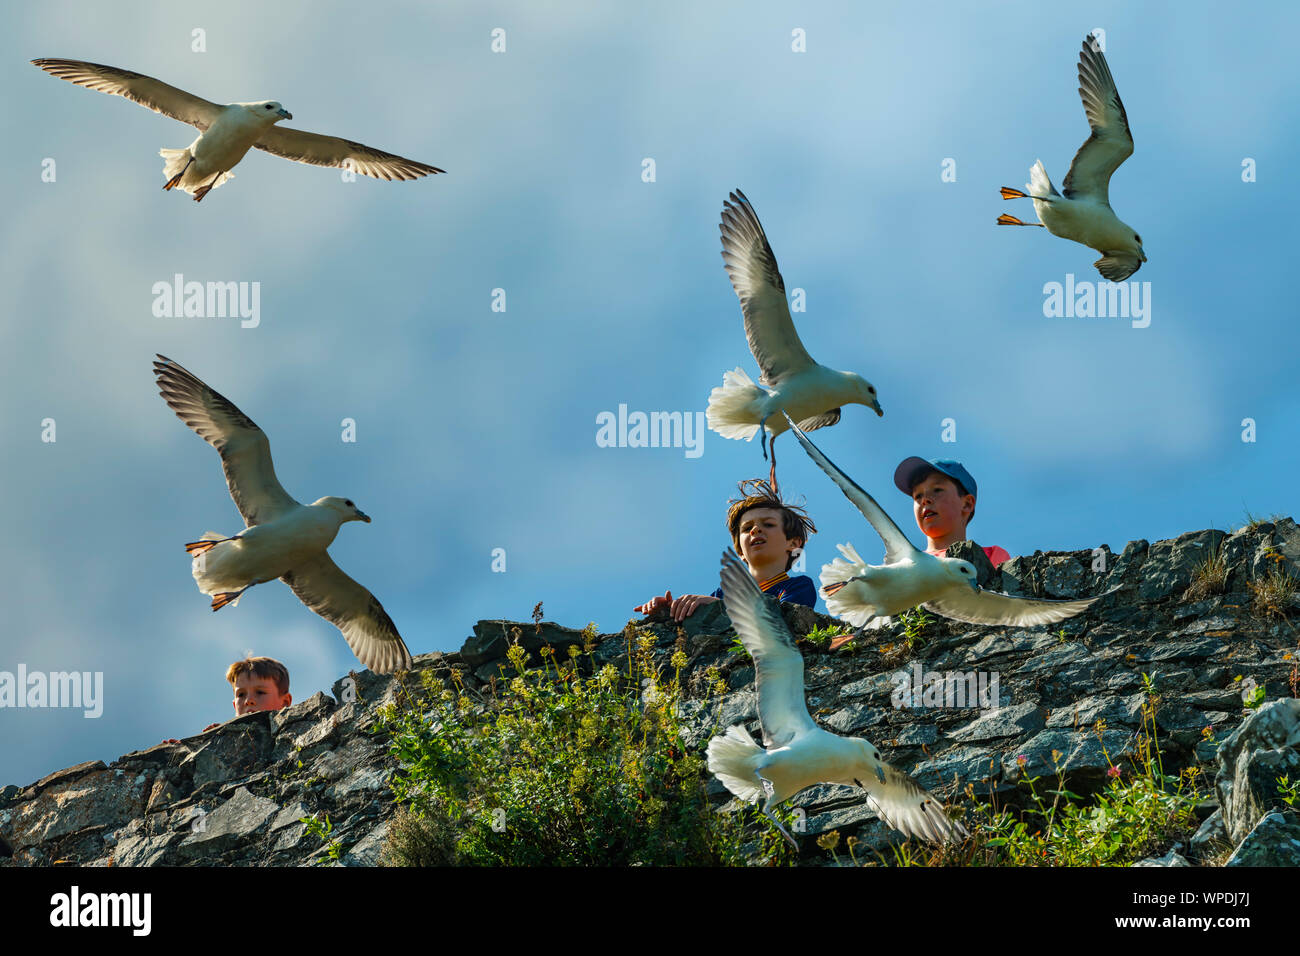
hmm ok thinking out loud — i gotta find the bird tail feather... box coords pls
[190,532,238,592]
[819,543,876,628]
[706,724,765,803]
[159,148,234,194]
[1027,159,1060,199]
[706,367,764,440]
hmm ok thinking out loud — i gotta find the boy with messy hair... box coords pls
[164,656,292,742]
[635,479,818,622]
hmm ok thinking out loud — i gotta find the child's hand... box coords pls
[634,591,673,615]
[670,594,718,622]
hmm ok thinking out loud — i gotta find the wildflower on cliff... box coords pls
[1106,765,1121,779]
[506,644,527,670]
[1016,754,1028,767]
[670,649,688,670]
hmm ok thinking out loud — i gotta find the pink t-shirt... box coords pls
[926,544,1011,566]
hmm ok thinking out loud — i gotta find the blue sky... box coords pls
[2,0,1296,787]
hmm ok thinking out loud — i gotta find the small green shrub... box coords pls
[880,673,1205,867]
[377,625,786,865]
[1183,539,1229,602]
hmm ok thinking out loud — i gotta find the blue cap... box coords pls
[894,457,978,502]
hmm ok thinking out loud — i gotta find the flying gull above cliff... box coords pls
[996,34,1147,280]
[32,58,444,201]
[707,189,882,490]
[783,413,1114,650]
[153,355,412,674]
[707,549,968,847]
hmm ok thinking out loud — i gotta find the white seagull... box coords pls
[707,189,882,489]
[784,413,1113,650]
[706,549,968,847]
[996,34,1147,280]
[154,355,412,674]
[33,58,444,201]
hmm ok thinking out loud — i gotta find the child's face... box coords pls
[910,473,974,542]
[736,507,800,571]
[232,673,292,716]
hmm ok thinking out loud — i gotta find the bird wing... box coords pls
[153,355,299,527]
[31,58,223,130]
[718,549,817,749]
[719,189,817,386]
[924,585,1117,627]
[861,761,969,844]
[797,408,841,432]
[281,554,412,674]
[784,414,916,564]
[253,126,444,180]
[1093,254,1142,282]
[1061,35,1134,202]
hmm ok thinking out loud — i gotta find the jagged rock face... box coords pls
[1215,698,1300,845]
[0,520,1297,866]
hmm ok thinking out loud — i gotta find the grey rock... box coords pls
[177,787,279,859]
[1132,848,1190,867]
[1215,698,1300,844]
[1188,808,1227,861]
[823,704,890,735]
[1046,693,1145,729]
[949,702,1045,742]
[1224,812,1300,867]
[1005,729,1135,782]
[1016,641,1090,675]
[341,820,391,866]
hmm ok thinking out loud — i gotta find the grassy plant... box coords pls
[1183,539,1229,601]
[1249,566,1298,620]
[727,633,751,661]
[376,626,788,866]
[302,813,344,863]
[1241,508,1283,532]
[899,606,934,650]
[878,673,1205,866]
[1277,774,1300,809]
[804,623,849,648]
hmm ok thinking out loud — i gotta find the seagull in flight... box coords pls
[706,549,968,848]
[783,413,1113,651]
[707,189,882,490]
[154,355,412,674]
[32,58,444,201]
[996,34,1147,281]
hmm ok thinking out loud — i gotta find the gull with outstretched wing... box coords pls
[996,34,1146,280]
[706,549,968,847]
[154,355,411,674]
[33,58,443,201]
[707,189,882,489]
[783,413,1113,650]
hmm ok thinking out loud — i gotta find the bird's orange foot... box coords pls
[828,632,856,651]
[163,173,183,191]
[999,186,1029,200]
[210,588,246,611]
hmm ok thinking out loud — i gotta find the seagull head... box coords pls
[852,739,887,785]
[940,558,981,593]
[247,100,292,123]
[843,372,883,417]
[316,496,371,524]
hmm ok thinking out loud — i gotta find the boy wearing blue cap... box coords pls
[894,457,1010,566]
